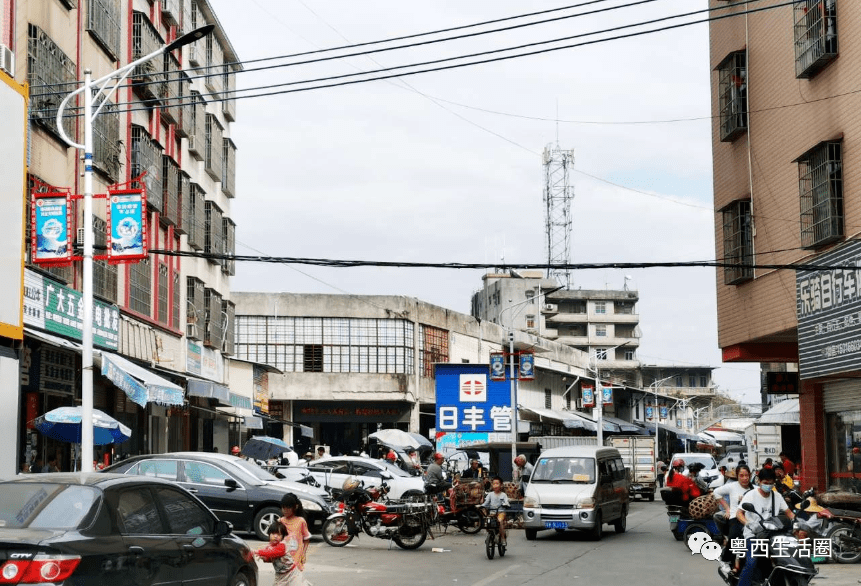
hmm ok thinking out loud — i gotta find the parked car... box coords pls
[670,452,722,488]
[0,472,256,586]
[273,455,426,499]
[103,452,333,539]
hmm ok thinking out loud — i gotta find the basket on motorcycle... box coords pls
[454,481,485,505]
[502,481,523,501]
[688,495,719,520]
[817,491,861,511]
[503,511,525,530]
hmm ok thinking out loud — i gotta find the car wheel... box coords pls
[589,512,602,541]
[229,572,251,586]
[253,506,281,541]
[614,509,627,534]
[401,489,425,502]
[525,528,538,541]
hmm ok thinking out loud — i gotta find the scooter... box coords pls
[717,503,818,586]
[804,490,861,564]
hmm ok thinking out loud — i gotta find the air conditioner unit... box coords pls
[543,303,558,312]
[0,45,14,76]
[186,322,198,339]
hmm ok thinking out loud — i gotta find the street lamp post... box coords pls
[589,342,628,447]
[648,375,676,459]
[55,25,213,473]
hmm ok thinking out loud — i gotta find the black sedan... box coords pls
[104,452,333,539]
[0,473,256,586]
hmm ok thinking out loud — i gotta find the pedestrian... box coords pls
[277,493,311,585]
[255,522,295,585]
[664,458,701,503]
[713,465,752,571]
[513,454,534,493]
[736,468,794,584]
[231,446,242,457]
[778,452,795,477]
[425,452,451,493]
[405,448,421,473]
[656,458,667,488]
[19,462,29,474]
[385,450,397,465]
[460,459,486,481]
[314,446,326,460]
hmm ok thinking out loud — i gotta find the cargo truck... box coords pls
[608,435,657,501]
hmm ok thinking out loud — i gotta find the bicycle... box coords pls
[481,506,508,559]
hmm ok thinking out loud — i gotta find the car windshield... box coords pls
[376,460,410,477]
[0,483,99,530]
[531,457,596,483]
[230,458,279,482]
[681,456,716,469]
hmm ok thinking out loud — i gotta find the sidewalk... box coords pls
[813,562,861,586]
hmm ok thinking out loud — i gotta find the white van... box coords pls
[522,446,629,541]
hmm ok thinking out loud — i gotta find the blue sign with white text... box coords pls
[435,364,511,433]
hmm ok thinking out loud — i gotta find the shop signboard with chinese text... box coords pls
[796,239,861,378]
[435,363,512,436]
[23,269,119,350]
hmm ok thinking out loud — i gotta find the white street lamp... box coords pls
[648,375,676,458]
[587,342,628,447]
[55,25,213,472]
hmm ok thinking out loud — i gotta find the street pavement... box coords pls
[244,499,860,586]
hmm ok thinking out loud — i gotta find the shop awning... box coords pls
[187,378,230,403]
[602,416,649,434]
[24,328,82,351]
[229,393,252,410]
[648,422,700,442]
[519,406,596,431]
[567,410,623,433]
[99,352,184,407]
[701,429,745,443]
[758,399,799,424]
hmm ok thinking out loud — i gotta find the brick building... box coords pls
[709,0,860,491]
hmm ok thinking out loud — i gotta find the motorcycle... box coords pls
[431,480,483,534]
[801,490,861,564]
[717,502,817,586]
[321,478,434,550]
[661,485,721,543]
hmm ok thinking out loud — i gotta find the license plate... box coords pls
[668,516,679,523]
[544,521,568,529]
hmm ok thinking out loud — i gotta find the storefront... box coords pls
[292,400,412,456]
[823,380,861,491]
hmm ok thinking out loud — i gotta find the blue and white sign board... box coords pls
[645,406,654,419]
[601,385,613,405]
[660,406,668,420]
[435,363,512,434]
[489,353,505,381]
[108,190,146,260]
[519,353,534,380]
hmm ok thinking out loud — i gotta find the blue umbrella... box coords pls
[241,436,291,461]
[34,406,132,445]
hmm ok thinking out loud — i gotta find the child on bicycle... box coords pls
[481,476,511,544]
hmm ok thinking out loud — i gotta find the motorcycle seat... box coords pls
[829,507,861,519]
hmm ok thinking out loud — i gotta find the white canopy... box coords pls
[758,399,800,425]
[701,429,746,443]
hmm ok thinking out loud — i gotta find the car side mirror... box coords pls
[381,471,393,480]
[215,520,232,537]
[224,478,238,489]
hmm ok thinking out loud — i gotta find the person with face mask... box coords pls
[735,467,794,586]
[714,465,753,571]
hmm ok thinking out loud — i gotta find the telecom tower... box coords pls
[542,143,575,290]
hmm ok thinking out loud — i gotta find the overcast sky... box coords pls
[209,0,763,403]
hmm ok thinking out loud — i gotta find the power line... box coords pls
[149,248,856,272]
[34,0,794,116]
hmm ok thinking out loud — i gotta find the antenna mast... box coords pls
[542,143,575,290]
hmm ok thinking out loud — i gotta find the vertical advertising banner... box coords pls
[489,353,505,381]
[659,406,668,420]
[108,190,147,261]
[645,406,654,420]
[519,352,534,380]
[581,383,595,408]
[601,385,613,405]
[31,194,71,264]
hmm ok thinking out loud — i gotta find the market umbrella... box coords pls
[241,436,291,461]
[368,429,422,449]
[34,406,132,445]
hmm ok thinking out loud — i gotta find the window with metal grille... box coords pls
[187,183,205,250]
[93,215,117,302]
[158,263,169,324]
[205,34,223,96]
[794,0,838,78]
[204,201,224,266]
[526,315,535,329]
[565,390,571,410]
[717,51,747,142]
[92,101,120,181]
[721,199,753,285]
[188,91,205,160]
[688,375,697,388]
[204,287,223,349]
[699,375,708,387]
[624,349,635,361]
[176,71,193,138]
[594,301,606,314]
[420,324,449,378]
[222,217,235,276]
[204,114,223,181]
[223,300,235,355]
[545,389,552,409]
[595,348,608,361]
[571,300,586,314]
[303,345,323,372]
[161,53,181,125]
[131,125,163,211]
[222,67,236,122]
[27,25,76,141]
[172,271,180,330]
[615,301,635,314]
[188,1,201,65]
[799,140,843,249]
[176,171,190,235]
[596,325,607,337]
[675,376,683,387]
[162,156,179,226]
[129,257,152,316]
[131,12,164,101]
[87,0,121,60]
[186,277,205,339]
[222,138,236,197]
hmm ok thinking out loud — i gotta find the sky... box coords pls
[208,0,763,403]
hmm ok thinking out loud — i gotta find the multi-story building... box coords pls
[708,0,859,490]
[11,0,243,470]
[472,271,640,385]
